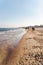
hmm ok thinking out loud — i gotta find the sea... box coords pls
[0,28,26,46]
[0,28,18,32]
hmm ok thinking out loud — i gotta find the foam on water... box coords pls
[0,28,26,46]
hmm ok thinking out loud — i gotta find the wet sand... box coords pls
[0,28,43,65]
[0,29,26,65]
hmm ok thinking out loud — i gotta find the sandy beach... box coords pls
[0,28,43,65]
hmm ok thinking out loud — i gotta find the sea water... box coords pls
[0,28,26,46]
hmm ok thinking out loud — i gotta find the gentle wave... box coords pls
[0,28,26,46]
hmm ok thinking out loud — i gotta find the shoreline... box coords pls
[0,29,27,65]
[0,28,43,65]
[7,28,43,65]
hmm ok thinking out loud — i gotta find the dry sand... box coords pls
[0,28,43,65]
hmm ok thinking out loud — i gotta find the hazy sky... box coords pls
[0,0,43,27]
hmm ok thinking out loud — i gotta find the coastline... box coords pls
[0,28,27,65]
[6,28,43,65]
[0,28,43,65]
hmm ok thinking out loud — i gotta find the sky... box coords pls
[0,0,43,27]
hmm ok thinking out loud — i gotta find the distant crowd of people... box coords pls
[25,27,35,31]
